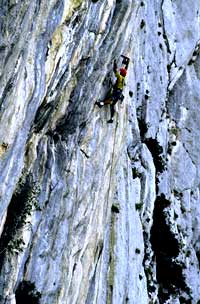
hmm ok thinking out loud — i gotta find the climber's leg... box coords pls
[104,98,113,105]
[107,103,115,123]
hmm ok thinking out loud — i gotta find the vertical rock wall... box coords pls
[0,0,200,303]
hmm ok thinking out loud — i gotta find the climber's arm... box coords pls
[124,58,130,70]
[113,59,117,74]
[121,55,130,70]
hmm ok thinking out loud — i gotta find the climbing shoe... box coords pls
[95,101,104,108]
[107,119,113,123]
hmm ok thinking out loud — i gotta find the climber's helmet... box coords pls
[119,68,127,77]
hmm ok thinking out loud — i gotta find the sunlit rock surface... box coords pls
[0,0,200,303]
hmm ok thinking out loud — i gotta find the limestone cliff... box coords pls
[0,0,200,303]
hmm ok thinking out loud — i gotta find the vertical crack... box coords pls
[150,194,190,302]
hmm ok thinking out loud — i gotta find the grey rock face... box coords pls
[0,0,200,303]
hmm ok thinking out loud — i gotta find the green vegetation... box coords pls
[132,167,142,179]
[135,248,141,254]
[135,202,143,211]
[170,126,179,137]
[111,203,120,213]
[0,172,41,258]
[16,280,41,304]
[186,250,191,258]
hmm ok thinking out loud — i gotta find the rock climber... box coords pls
[95,56,130,123]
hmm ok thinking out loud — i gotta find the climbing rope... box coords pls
[104,114,120,304]
[106,115,119,215]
